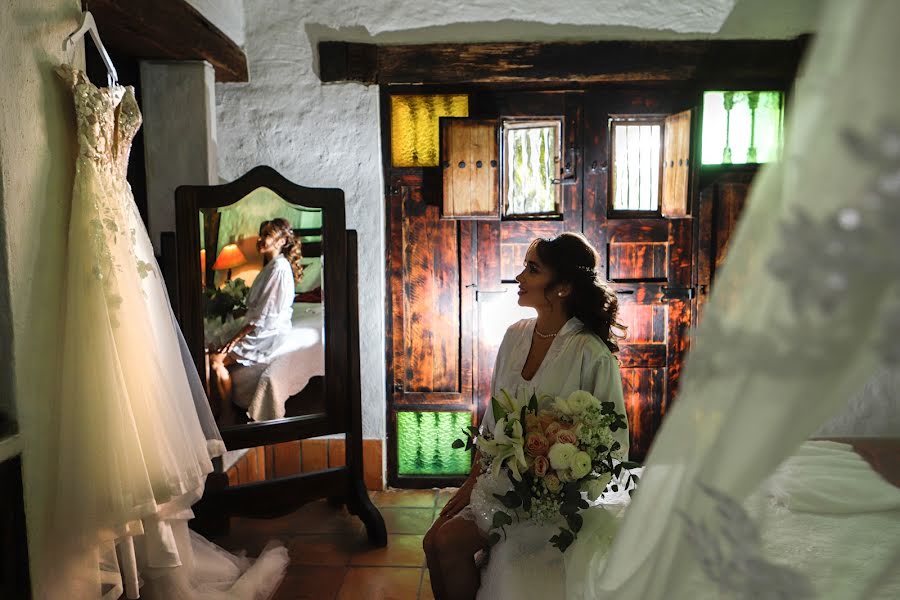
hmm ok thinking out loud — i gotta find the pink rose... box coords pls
[556,428,578,446]
[544,422,563,444]
[537,411,556,432]
[524,432,550,457]
[544,472,562,493]
[532,455,550,478]
[524,414,541,433]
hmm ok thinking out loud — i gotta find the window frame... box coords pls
[500,116,565,222]
[608,114,667,219]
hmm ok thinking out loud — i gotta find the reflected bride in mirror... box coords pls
[209,218,304,423]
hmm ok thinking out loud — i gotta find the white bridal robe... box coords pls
[38,64,289,600]
[465,317,631,600]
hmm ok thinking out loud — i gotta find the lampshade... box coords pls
[212,243,247,271]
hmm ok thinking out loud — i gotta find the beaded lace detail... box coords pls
[57,64,156,325]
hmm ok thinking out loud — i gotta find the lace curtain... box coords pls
[582,0,900,597]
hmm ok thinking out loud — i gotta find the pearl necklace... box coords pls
[534,327,559,339]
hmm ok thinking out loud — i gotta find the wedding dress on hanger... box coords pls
[36,63,288,600]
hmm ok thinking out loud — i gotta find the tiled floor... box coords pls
[210,488,455,600]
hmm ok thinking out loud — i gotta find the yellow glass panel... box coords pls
[391,95,469,167]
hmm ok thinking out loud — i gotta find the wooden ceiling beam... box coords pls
[88,0,248,82]
[319,38,809,87]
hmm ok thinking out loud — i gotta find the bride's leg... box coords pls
[426,515,488,600]
[209,353,235,413]
[424,515,451,599]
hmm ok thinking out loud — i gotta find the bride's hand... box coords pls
[440,476,475,519]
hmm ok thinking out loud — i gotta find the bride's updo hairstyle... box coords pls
[530,232,626,352]
[259,218,304,283]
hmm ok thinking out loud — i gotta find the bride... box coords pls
[424,232,630,600]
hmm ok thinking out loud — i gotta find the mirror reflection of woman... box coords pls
[209,218,303,420]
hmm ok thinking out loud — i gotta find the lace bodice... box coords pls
[57,64,141,178]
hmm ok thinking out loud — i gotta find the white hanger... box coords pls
[63,11,119,87]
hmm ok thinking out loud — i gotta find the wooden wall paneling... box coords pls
[273,440,302,478]
[620,367,665,461]
[402,185,461,392]
[301,440,329,472]
[328,438,347,469]
[665,298,691,414]
[607,241,668,281]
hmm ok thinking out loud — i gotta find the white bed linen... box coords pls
[231,303,324,421]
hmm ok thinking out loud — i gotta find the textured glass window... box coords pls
[397,411,471,476]
[701,91,783,165]
[391,95,469,167]
[503,120,562,217]
[612,123,662,211]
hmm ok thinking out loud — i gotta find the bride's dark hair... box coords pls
[530,232,626,352]
[260,218,304,283]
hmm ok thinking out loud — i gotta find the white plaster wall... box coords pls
[214,0,822,444]
[0,0,83,588]
[187,0,246,47]
[141,61,219,251]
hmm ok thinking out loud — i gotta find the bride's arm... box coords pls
[439,450,482,518]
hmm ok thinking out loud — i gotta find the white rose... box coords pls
[566,390,596,414]
[553,395,574,416]
[547,442,577,470]
[569,451,592,479]
[584,472,613,501]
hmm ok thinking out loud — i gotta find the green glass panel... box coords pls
[504,121,562,216]
[397,411,472,476]
[701,91,783,165]
[390,95,469,167]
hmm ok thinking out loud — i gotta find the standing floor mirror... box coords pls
[175,166,386,546]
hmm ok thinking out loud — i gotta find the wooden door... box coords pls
[581,90,697,461]
[694,168,756,324]
[386,173,476,487]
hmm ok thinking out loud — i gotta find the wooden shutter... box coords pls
[661,109,692,217]
[440,118,499,219]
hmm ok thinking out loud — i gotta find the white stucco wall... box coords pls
[141,61,219,251]
[187,0,246,47]
[0,0,83,587]
[214,0,822,442]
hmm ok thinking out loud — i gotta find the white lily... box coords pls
[496,388,530,421]
[488,417,527,481]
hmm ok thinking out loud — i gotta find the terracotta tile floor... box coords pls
[210,488,456,600]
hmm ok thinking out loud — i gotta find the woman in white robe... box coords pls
[210,218,302,414]
[424,232,629,600]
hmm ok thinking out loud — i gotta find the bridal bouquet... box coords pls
[453,388,638,551]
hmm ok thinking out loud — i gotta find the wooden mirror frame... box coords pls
[175,166,386,544]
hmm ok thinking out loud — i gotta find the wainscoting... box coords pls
[225,438,384,490]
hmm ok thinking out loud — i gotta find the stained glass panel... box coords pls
[397,411,472,476]
[503,120,561,217]
[701,91,783,165]
[612,123,661,211]
[391,95,469,167]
